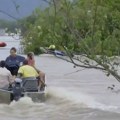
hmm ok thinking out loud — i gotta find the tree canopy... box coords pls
[19,0,120,81]
[21,0,120,55]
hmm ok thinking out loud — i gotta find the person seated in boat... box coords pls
[17,59,45,91]
[47,44,56,54]
[27,52,45,90]
[5,47,25,77]
[0,60,14,88]
[48,45,65,56]
[48,44,56,51]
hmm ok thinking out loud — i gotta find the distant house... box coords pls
[0,29,6,36]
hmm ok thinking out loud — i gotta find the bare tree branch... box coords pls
[0,10,18,20]
[41,0,52,5]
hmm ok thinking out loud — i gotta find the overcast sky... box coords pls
[0,0,48,20]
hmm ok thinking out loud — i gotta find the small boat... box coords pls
[0,42,7,47]
[0,78,45,104]
[48,50,66,56]
[40,47,66,56]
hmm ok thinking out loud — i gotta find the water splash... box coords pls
[10,96,33,106]
[9,96,45,108]
[47,86,118,112]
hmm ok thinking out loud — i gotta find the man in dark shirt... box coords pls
[5,47,25,76]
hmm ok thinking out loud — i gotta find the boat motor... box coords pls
[12,78,23,101]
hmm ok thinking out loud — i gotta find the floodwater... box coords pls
[0,36,120,120]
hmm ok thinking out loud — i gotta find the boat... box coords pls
[48,50,66,56]
[0,42,7,47]
[0,78,46,104]
[40,47,66,56]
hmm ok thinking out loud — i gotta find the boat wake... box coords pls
[46,86,118,112]
[0,97,47,119]
[0,86,119,120]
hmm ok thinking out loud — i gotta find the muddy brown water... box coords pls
[0,36,120,120]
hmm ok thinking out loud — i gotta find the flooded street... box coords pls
[0,36,120,120]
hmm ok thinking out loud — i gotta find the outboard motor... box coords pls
[12,78,23,101]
